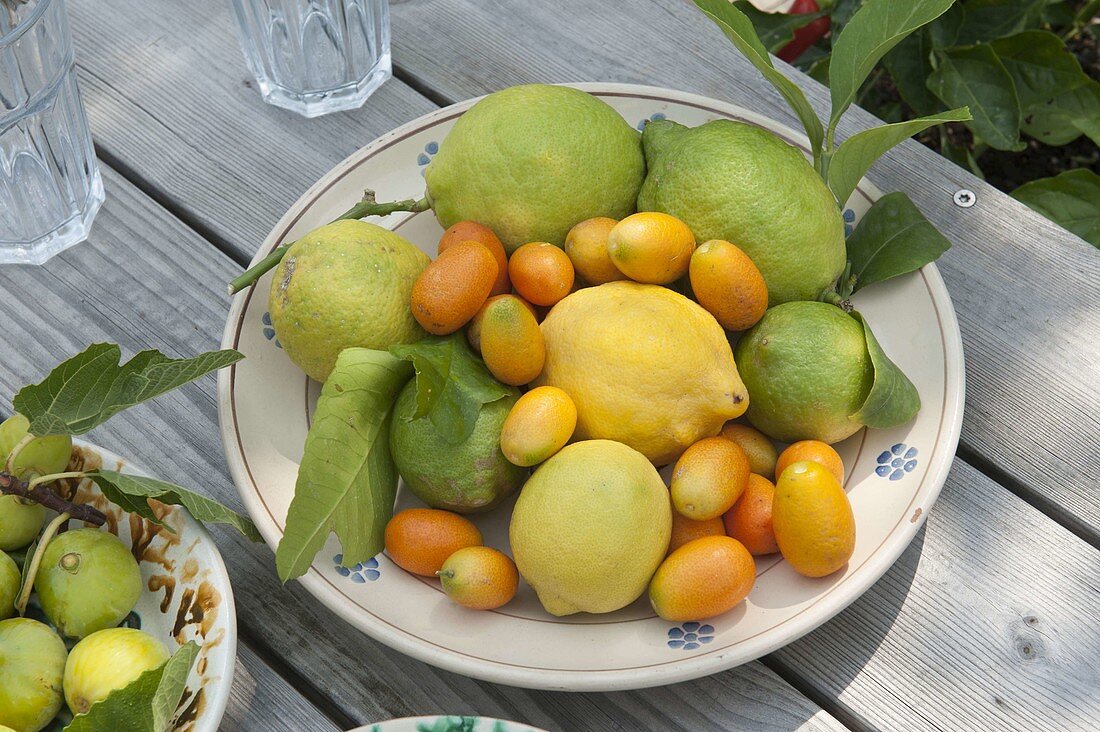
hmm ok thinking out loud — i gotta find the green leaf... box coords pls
[1021,77,1100,146]
[828,0,956,135]
[13,344,243,437]
[692,0,825,161]
[389,334,510,445]
[733,1,828,52]
[275,348,412,583]
[991,30,1089,110]
[828,108,971,206]
[926,3,966,49]
[1011,169,1100,248]
[941,136,985,178]
[927,44,1025,151]
[65,641,199,732]
[882,30,941,115]
[954,0,1046,46]
[850,313,921,429]
[85,471,261,541]
[845,192,953,292]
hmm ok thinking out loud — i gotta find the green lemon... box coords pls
[425,84,646,253]
[389,382,526,513]
[269,219,430,382]
[509,440,672,616]
[637,119,845,304]
[735,301,872,444]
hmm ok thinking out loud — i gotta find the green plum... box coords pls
[0,617,67,732]
[33,529,142,639]
[0,551,19,620]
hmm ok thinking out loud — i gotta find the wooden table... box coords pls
[2,1,1097,729]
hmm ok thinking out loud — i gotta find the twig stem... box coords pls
[16,511,69,616]
[0,471,106,526]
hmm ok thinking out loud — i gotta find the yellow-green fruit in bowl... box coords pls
[0,414,72,552]
[268,220,430,382]
[0,551,19,621]
[510,440,672,615]
[64,628,170,715]
[637,119,845,304]
[425,84,646,253]
[735,301,872,444]
[533,281,748,465]
[0,617,67,732]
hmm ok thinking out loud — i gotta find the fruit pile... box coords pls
[266,84,940,628]
[0,418,168,731]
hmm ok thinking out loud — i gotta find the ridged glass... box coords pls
[0,0,103,265]
[229,0,392,118]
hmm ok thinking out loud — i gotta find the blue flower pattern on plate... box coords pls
[876,443,918,481]
[637,112,667,131]
[334,554,381,583]
[261,311,281,348]
[668,621,714,650]
[843,208,857,237]
[417,141,439,175]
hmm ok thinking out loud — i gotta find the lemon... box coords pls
[509,440,671,615]
[425,84,645,253]
[533,281,749,465]
[269,220,430,382]
[637,119,845,304]
[735,301,872,444]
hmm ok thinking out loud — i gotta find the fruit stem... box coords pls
[4,434,33,474]
[0,471,106,526]
[822,290,853,312]
[227,192,431,295]
[15,511,69,616]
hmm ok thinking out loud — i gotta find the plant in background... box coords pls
[739,0,1100,247]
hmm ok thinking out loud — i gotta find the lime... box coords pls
[269,220,430,382]
[425,84,645,253]
[734,301,872,444]
[389,382,526,513]
[637,119,845,304]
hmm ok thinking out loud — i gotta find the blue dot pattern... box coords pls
[334,554,381,583]
[876,443,918,481]
[668,621,715,650]
[843,208,857,237]
[418,141,438,175]
[261,311,281,348]
[637,111,667,131]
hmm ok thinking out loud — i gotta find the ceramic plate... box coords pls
[34,442,236,730]
[351,717,546,732]
[218,83,964,691]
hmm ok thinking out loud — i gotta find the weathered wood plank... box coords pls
[0,165,845,732]
[225,643,340,731]
[383,0,1100,538]
[66,0,438,255]
[771,459,1100,731]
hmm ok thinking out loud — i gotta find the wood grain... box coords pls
[0,165,844,732]
[66,0,437,255]
[226,644,340,731]
[383,0,1100,539]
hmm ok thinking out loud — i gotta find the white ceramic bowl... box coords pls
[351,717,546,732]
[35,441,237,731]
[218,83,964,691]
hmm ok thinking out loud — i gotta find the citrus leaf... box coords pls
[275,348,412,583]
[85,471,260,541]
[828,0,956,135]
[691,0,825,161]
[65,641,199,732]
[882,30,941,115]
[927,44,1025,151]
[845,192,952,292]
[13,344,243,437]
[390,334,510,445]
[926,3,966,49]
[954,0,1046,46]
[850,313,921,429]
[1021,77,1100,147]
[828,108,971,207]
[991,30,1087,111]
[733,0,827,52]
[1011,169,1100,248]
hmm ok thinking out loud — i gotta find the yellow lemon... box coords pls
[533,281,748,465]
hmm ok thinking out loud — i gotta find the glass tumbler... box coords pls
[230,0,392,118]
[1,0,103,265]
